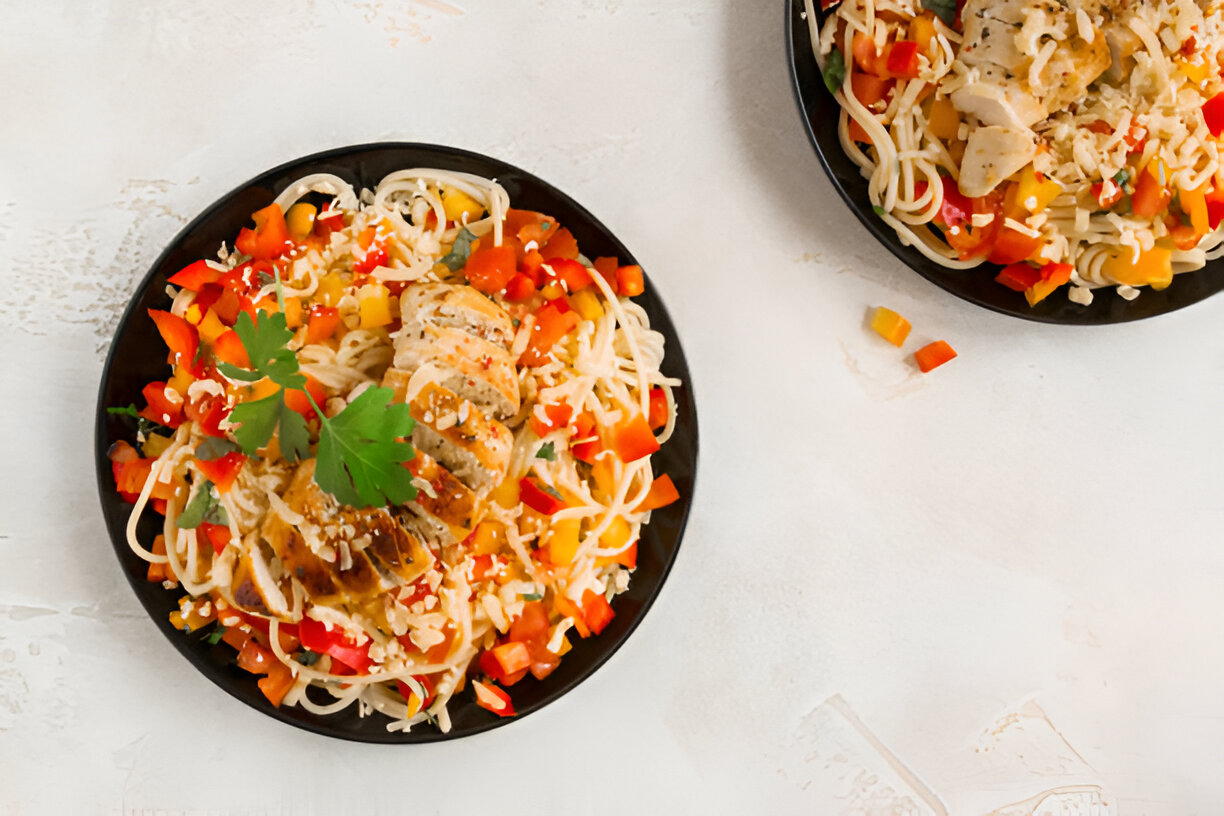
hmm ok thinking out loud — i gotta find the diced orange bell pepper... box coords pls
[529,401,573,438]
[914,340,957,372]
[611,412,660,463]
[647,388,669,430]
[465,245,518,294]
[581,590,615,636]
[257,659,296,707]
[234,203,291,261]
[637,473,680,512]
[195,451,246,493]
[615,265,645,297]
[283,373,327,421]
[213,329,250,368]
[539,226,579,260]
[519,299,580,366]
[995,263,1043,293]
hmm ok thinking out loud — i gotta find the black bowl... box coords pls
[94,142,698,742]
[786,0,1224,323]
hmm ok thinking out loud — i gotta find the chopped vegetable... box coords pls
[913,340,957,372]
[870,306,911,347]
[823,48,847,94]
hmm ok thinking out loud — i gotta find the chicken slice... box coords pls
[959,126,1040,197]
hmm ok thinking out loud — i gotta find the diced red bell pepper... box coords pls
[353,244,388,278]
[200,521,231,555]
[509,602,550,643]
[504,272,536,301]
[195,451,246,493]
[1039,262,1074,286]
[544,258,593,292]
[581,590,615,636]
[1203,93,1224,137]
[613,541,638,569]
[570,412,602,464]
[236,637,276,675]
[148,309,200,374]
[315,208,345,237]
[183,390,228,438]
[464,245,518,294]
[611,412,660,463]
[234,203,291,261]
[298,616,373,674]
[995,263,1043,292]
[1131,168,1171,218]
[851,71,893,106]
[1090,181,1124,209]
[306,305,341,344]
[935,176,973,228]
[140,380,183,429]
[529,401,573,438]
[519,477,567,515]
[519,299,580,367]
[168,259,220,291]
[1205,187,1224,230]
[914,340,958,373]
[852,32,886,76]
[647,388,668,430]
[987,226,1042,265]
[637,473,680,512]
[886,40,921,79]
[616,265,644,297]
[395,675,437,714]
[472,680,515,717]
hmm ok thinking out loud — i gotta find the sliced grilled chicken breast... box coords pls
[395,282,521,418]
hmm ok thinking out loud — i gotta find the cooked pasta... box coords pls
[807,0,1224,305]
[106,168,682,731]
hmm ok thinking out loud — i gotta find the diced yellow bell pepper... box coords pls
[910,12,938,55]
[1178,58,1211,85]
[1100,244,1174,290]
[541,280,565,300]
[358,283,393,329]
[590,455,617,500]
[599,515,632,550]
[317,272,346,307]
[197,308,228,345]
[927,96,960,142]
[142,432,174,459]
[870,306,911,347]
[441,187,485,223]
[169,597,217,633]
[167,365,195,399]
[469,520,503,556]
[283,297,303,329]
[1180,181,1210,235]
[286,202,317,243]
[491,476,520,509]
[1015,165,1062,215]
[570,288,604,322]
[184,303,203,325]
[546,518,582,565]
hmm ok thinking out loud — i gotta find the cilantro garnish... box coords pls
[196,437,240,461]
[440,227,477,272]
[536,441,556,461]
[872,204,886,216]
[177,480,229,529]
[221,305,416,508]
[520,592,543,601]
[206,626,225,645]
[315,387,417,507]
[922,0,957,26]
[1112,169,1130,186]
[107,404,141,419]
[823,48,846,94]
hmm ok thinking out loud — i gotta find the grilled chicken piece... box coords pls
[261,462,433,608]
[406,450,479,532]
[394,282,520,418]
[959,126,1040,197]
[382,369,513,494]
[956,0,1112,125]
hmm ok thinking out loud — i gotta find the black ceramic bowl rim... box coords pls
[785,0,1224,324]
[94,142,699,743]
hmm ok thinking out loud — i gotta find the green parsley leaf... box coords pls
[873,204,886,216]
[536,441,556,461]
[230,310,305,390]
[229,392,284,455]
[520,592,543,601]
[277,401,311,464]
[315,387,417,508]
[216,361,262,382]
[823,48,846,95]
[440,227,477,272]
[921,0,957,26]
[196,437,240,461]
[206,626,225,645]
[177,480,228,529]
[107,404,141,419]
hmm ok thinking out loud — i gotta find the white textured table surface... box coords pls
[3,2,1223,814]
